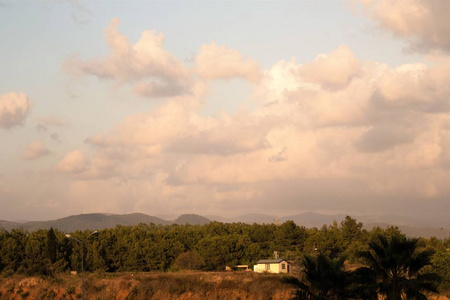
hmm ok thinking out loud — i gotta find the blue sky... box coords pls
[0,0,449,223]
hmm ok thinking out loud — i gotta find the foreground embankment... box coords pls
[0,271,296,299]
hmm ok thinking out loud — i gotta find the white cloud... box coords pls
[57,150,90,174]
[195,42,261,82]
[298,45,361,89]
[355,0,450,52]
[64,18,192,98]
[0,92,33,129]
[56,44,450,216]
[23,141,50,160]
[374,61,450,112]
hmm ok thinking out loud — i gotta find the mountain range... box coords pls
[1,212,448,238]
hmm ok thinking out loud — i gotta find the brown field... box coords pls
[1,272,450,300]
[0,271,297,300]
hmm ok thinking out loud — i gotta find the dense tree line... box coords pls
[1,217,449,295]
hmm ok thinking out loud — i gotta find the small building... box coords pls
[253,258,290,274]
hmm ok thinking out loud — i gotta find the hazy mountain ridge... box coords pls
[173,214,210,225]
[1,212,448,238]
[0,220,20,231]
[207,214,277,224]
[0,213,171,232]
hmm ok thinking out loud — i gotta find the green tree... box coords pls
[340,216,369,262]
[198,234,250,270]
[0,229,26,273]
[173,250,205,270]
[276,221,308,255]
[22,230,52,275]
[47,227,57,263]
[341,216,363,243]
[430,250,450,290]
[306,224,344,258]
[356,233,441,299]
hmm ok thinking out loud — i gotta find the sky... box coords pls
[0,0,449,223]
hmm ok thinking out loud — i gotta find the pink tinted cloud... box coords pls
[23,141,50,160]
[195,43,262,82]
[56,44,450,215]
[298,45,361,89]
[355,0,450,52]
[0,92,33,129]
[64,18,192,98]
[57,150,90,174]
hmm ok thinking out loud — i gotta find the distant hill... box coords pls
[173,214,210,225]
[280,212,347,228]
[231,214,278,224]
[207,214,277,224]
[0,213,170,233]
[0,213,212,232]
[0,220,20,231]
[364,223,450,239]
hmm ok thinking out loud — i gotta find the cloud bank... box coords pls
[57,22,450,216]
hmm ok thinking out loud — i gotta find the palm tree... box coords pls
[355,233,440,299]
[284,253,351,299]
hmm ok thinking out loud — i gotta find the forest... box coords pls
[1,216,449,298]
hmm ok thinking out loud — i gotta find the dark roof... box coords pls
[255,258,286,264]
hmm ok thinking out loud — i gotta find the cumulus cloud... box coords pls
[298,45,361,89]
[57,150,90,174]
[355,0,450,52]
[167,115,270,155]
[64,18,192,97]
[0,92,32,129]
[23,141,50,160]
[195,43,262,82]
[57,44,450,217]
[374,61,450,111]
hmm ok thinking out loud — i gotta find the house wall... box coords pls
[253,262,289,273]
[279,262,288,273]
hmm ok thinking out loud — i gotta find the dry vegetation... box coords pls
[0,271,296,300]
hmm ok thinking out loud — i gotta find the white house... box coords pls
[253,258,290,274]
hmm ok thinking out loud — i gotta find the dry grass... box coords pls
[0,272,296,300]
[2,272,448,300]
